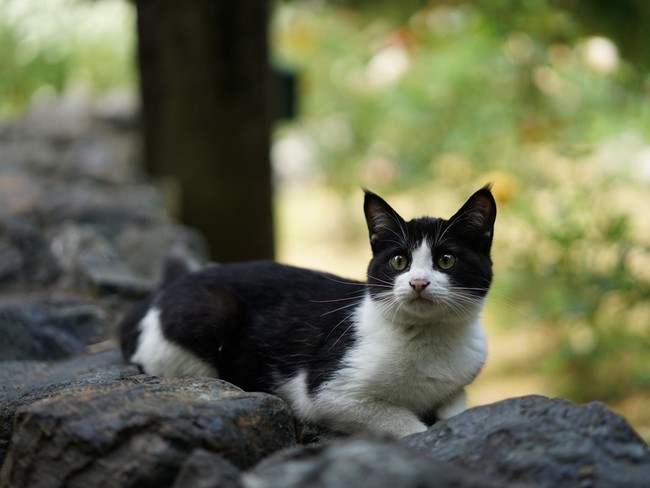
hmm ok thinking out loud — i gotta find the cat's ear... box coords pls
[363,190,407,253]
[450,185,497,253]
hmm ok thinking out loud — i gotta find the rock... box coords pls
[93,90,140,132]
[0,242,23,284]
[78,262,155,298]
[117,223,209,283]
[1,377,296,487]
[244,437,498,488]
[0,348,139,466]
[0,294,106,360]
[172,449,243,488]
[22,88,94,141]
[0,215,60,290]
[41,183,166,236]
[48,223,154,299]
[0,348,130,399]
[0,167,43,217]
[404,395,650,487]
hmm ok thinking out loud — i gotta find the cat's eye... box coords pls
[389,255,409,271]
[437,253,457,270]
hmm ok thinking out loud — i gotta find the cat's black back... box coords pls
[121,262,362,392]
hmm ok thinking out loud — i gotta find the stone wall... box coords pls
[1,94,648,487]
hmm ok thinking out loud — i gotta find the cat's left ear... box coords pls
[363,190,407,253]
[450,185,497,253]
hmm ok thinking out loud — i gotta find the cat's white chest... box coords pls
[332,295,487,414]
[276,293,488,436]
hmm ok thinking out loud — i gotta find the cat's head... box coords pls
[363,187,496,325]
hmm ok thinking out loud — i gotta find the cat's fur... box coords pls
[120,187,496,437]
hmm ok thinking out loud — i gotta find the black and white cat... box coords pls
[120,187,496,437]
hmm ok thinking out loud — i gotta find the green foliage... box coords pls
[0,0,135,116]
[273,1,650,405]
[273,2,649,191]
[502,174,650,402]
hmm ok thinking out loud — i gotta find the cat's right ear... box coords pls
[363,190,407,253]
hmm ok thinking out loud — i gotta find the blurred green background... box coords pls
[1,0,648,438]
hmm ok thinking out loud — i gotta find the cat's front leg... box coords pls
[435,388,467,420]
[279,374,428,437]
[365,405,428,437]
[317,398,428,438]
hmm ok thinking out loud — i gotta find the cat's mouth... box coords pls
[409,294,440,307]
[411,295,432,302]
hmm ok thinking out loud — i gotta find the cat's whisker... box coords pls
[320,300,364,317]
[323,309,358,345]
[447,291,487,303]
[317,274,370,287]
[366,283,393,290]
[390,211,411,247]
[376,222,409,249]
[433,206,481,249]
[375,296,402,320]
[319,274,394,290]
[453,289,531,316]
[390,300,405,325]
[311,294,367,304]
[326,319,357,353]
[366,274,396,287]
[383,237,410,249]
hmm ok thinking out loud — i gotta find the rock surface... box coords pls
[1,377,296,487]
[244,437,501,488]
[405,395,650,487]
[0,96,208,345]
[0,294,106,361]
[1,95,648,487]
[172,449,243,488]
[0,349,139,465]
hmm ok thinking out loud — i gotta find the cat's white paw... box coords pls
[397,421,428,438]
[375,414,428,438]
[436,389,467,420]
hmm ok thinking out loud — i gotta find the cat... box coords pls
[120,187,496,437]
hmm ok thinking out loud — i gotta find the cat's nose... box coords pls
[409,279,430,294]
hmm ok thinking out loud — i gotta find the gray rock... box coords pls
[0,349,139,466]
[117,223,209,283]
[404,395,650,487]
[173,449,242,488]
[93,90,140,132]
[22,89,93,141]
[244,437,498,488]
[0,215,60,290]
[0,348,130,398]
[0,294,105,360]
[63,135,138,184]
[48,223,154,299]
[41,182,165,236]
[78,261,155,298]
[0,167,43,217]
[1,377,296,487]
[0,243,23,284]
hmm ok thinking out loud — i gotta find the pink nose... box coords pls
[410,279,430,294]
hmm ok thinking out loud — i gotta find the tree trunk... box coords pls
[135,0,274,262]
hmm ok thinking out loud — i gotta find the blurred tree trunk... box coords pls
[135,0,274,262]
